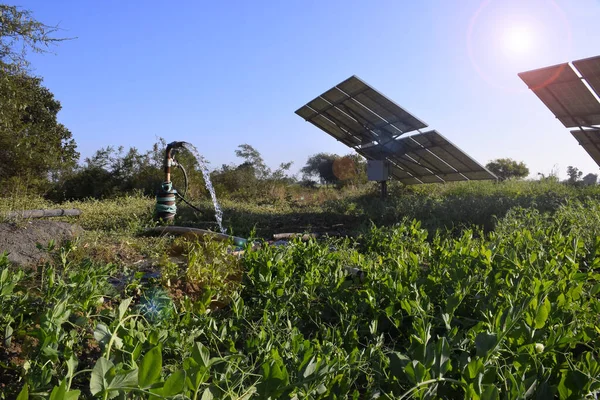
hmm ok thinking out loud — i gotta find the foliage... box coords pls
[582,173,598,186]
[301,152,367,186]
[0,5,76,191]
[212,144,294,201]
[0,4,67,73]
[49,138,211,201]
[0,73,78,190]
[485,158,529,181]
[566,166,583,186]
[234,144,270,180]
[1,201,600,398]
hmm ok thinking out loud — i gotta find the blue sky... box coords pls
[18,0,600,178]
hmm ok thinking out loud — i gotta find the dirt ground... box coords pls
[0,220,83,267]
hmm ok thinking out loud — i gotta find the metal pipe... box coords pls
[164,141,187,183]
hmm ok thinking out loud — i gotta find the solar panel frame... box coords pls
[387,130,496,184]
[358,130,495,184]
[518,63,600,128]
[296,76,496,185]
[572,56,600,103]
[571,129,600,167]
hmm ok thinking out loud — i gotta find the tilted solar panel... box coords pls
[572,56,600,100]
[571,129,600,167]
[518,63,600,128]
[296,76,496,185]
[384,131,495,185]
[295,75,427,146]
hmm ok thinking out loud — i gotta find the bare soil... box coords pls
[0,220,83,267]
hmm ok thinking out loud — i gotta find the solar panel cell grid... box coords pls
[518,63,600,128]
[573,56,600,100]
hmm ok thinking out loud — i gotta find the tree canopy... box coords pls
[485,158,529,181]
[301,153,366,186]
[0,73,78,187]
[1,4,67,73]
[0,4,77,189]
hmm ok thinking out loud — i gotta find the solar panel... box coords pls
[360,131,496,185]
[296,76,496,185]
[571,129,600,167]
[572,56,600,100]
[296,75,428,146]
[518,63,600,128]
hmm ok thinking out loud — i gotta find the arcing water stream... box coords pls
[182,143,226,234]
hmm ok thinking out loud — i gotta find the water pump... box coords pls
[155,141,188,222]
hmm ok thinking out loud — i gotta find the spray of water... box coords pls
[181,143,226,234]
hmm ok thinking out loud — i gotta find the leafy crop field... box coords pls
[1,186,600,399]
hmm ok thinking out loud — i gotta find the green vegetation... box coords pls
[1,182,600,398]
[485,158,529,181]
[1,194,600,399]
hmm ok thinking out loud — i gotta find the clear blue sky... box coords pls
[18,0,600,178]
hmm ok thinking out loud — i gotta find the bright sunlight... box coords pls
[502,25,535,54]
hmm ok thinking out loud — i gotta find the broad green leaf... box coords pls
[94,323,111,346]
[201,386,219,400]
[65,390,81,400]
[404,360,426,384]
[162,370,186,396]
[303,357,318,378]
[90,357,115,395]
[466,359,483,380]
[389,352,410,378]
[66,356,78,380]
[109,369,138,390]
[433,337,451,377]
[558,370,587,399]
[139,346,162,388]
[192,342,211,368]
[534,298,551,329]
[118,297,133,320]
[49,379,67,400]
[475,332,498,357]
[481,385,499,400]
[445,294,462,315]
[16,384,28,400]
[258,356,290,397]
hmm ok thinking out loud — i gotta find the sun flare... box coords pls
[502,25,534,54]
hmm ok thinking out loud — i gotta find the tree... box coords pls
[485,158,529,181]
[233,144,293,181]
[582,173,598,186]
[566,166,583,185]
[301,153,366,186]
[1,5,67,73]
[0,5,76,190]
[235,144,270,179]
[0,73,78,188]
[301,153,338,185]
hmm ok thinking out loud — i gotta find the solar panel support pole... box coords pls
[380,180,388,199]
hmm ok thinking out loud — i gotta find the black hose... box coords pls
[175,191,204,214]
[175,160,189,198]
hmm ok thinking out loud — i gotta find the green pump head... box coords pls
[155,181,177,222]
